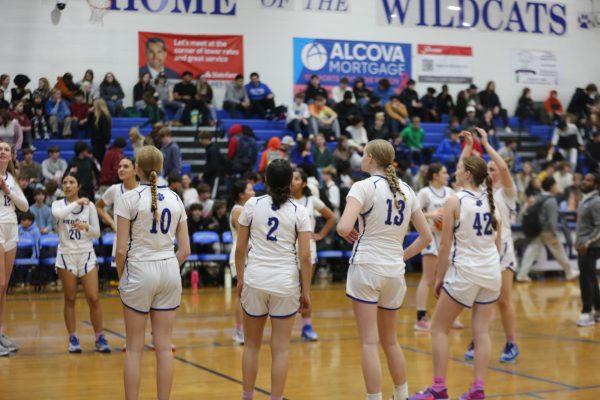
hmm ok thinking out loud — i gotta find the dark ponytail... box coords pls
[266,159,293,207]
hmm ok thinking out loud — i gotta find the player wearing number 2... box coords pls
[411,154,501,400]
[115,146,190,400]
[337,139,432,400]
[52,173,109,354]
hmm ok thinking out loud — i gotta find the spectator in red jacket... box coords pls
[227,123,244,160]
[544,90,564,123]
[69,91,90,136]
[99,137,126,186]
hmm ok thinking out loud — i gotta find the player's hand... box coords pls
[475,127,489,145]
[77,197,90,206]
[459,130,473,145]
[578,245,588,256]
[432,213,444,224]
[434,279,444,299]
[313,232,324,242]
[300,292,311,314]
[73,221,89,231]
[236,280,243,299]
[343,229,359,244]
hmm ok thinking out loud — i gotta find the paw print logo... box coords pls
[476,200,483,207]
[578,13,591,29]
[158,193,165,201]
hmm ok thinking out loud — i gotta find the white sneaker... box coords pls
[452,319,464,329]
[0,343,9,357]
[577,313,595,327]
[232,329,245,345]
[516,274,532,283]
[0,334,18,352]
[565,271,580,281]
[505,126,513,133]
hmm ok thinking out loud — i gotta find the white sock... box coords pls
[366,393,382,400]
[394,383,409,399]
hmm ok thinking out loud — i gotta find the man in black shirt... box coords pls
[399,79,422,118]
[173,71,198,125]
[334,91,360,132]
[304,75,328,104]
[66,141,99,200]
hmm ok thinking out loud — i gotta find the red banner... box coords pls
[138,32,243,80]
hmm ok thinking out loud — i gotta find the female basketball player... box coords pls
[291,168,336,341]
[115,146,190,400]
[96,157,139,266]
[52,173,109,353]
[415,164,456,331]
[337,139,432,400]
[462,128,519,363]
[235,159,312,400]
[229,179,255,345]
[0,141,28,356]
[410,155,502,400]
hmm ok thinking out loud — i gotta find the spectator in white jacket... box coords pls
[331,77,355,104]
[287,92,311,139]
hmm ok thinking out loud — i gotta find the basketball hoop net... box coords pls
[87,0,112,25]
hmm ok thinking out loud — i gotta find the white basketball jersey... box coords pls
[347,175,420,277]
[228,204,244,263]
[0,173,27,224]
[102,183,137,207]
[417,185,454,232]
[494,186,517,245]
[238,195,312,296]
[52,199,100,254]
[114,184,187,262]
[450,190,501,288]
[296,195,326,231]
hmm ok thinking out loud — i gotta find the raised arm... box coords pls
[475,127,516,198]
[459,130,473,162]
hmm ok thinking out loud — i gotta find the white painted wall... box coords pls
[1,0,599,114]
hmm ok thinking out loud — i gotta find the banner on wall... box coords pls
[417,44,472,84]
[511,49,559,86]
[293,37,411,93]
[138,32,243,80]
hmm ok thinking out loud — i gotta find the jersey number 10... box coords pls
[150,209,172,234]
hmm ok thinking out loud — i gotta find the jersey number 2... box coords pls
[473,212,492,236]
[149,209,172,234]
[385,198,405,226]
[266,217,279,241]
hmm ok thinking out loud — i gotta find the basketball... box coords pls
[434,208,444,232]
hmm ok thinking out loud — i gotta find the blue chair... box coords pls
[222,231,233,245]
[191,231,228,262]
[15,237,39,266]
[39,234,59,267]
[102,232,115,246]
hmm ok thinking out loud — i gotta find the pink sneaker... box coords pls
[414,318,431,331]
[452,319,464,329]
[459,388,485,399]
[409,387,449,400]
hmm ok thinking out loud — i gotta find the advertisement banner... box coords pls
[293,37,411,93]
[511,49,559,86]
[138,32,243,80]
[417,44,472,84]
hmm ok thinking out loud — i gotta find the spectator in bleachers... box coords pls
[567,83,598,118]
[345,116,368,146]
[391,132,411,165]
[11,74,31,104]
[207,200,229,236]
[18,211,40,256]
[42,145,67,184]
[158,127,181,177]
[455,89,468,122]
[199,131,220,187]
[66,141,99,200]
[173,71,199,125]
[309,95,340,141]
[353,77,371,106]
[545,90,564,123]
[479,81,511,131]
[399,79,422,118]
[196,72,217,123]
[385,95,408,134]
[133,72,155,112]
[197,183,214,219]
[79,81,96,107]
[401,116,426,165]
[461,105,479,131]
[363,96,385,133]
[187,203,210,240]
[372,78,394,106]
[312,133,333,168]
[434,129,462,170]
[331,77,354,104]
[280,135,296,160]
[564,172,583,211]
[140,92,165,128]
[553,161,573,196]
[548,118,584,169]
[99,137,126,187]
[29,92,45,115]
[498,138,520,172]
[99,72,124,117]
[230,125,257,175]
[181,174,200,209]
[516,161,535,205]
[154,73,185,125]
[0,75,9,102]
[46,90,72,138]
[333,136,352,167]
[334,91,360,133]
[77,69,99,98]
[69,91,90,137]
[223,74,250,118]
[304,74,328,104]
[89,99,112,164]
[53,73,78,101]
[287,92,311,139]
[30,188,52,234]
[516,87,535,123]
[0,90,8,111]
[444,116,461,137]
[245,72,275,119]
[19,148,41,185]
[467,84,482,114]
[33,77,51,102]
[10,100,32,150]
[0,110,22,155]
[480,109,500,149]
[258,136,285,174]
[368,112,389,141]
[167,172,183,199]
[585,112,600,140]
[290,139,314,169]
[244,171,266,196]
[321,166,340,216]
[421,87,440,122]
[43,179,63,205]
[17,174,34,205]
[436,84,455,118]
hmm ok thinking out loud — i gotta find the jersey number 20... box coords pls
[385,199,405,226]
[473,212,492,236]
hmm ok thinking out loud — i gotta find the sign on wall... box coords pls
[511,49,559,86]
[293,37,411,93]
[138,32,243,80]
[417,44,472,84]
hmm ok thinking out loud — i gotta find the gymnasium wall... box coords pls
[1,0,599,113]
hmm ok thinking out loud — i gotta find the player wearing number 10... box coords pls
[52,173,109,354]
[115,146,190,400]
[337,139,432,400]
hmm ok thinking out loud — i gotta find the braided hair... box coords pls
[462,156,498,231]
[364,139,406,208]
[136,146,164,224]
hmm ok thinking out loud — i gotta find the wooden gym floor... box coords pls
[1,274,599,399]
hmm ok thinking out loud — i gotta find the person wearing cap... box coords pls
[461,105,480,131]
[309,95,340,141]
[223,74,250,118]
[11,74,31,104]
[139,36,180,80]
[280,135,296,160]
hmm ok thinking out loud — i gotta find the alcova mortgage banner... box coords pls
[293,37,412,92]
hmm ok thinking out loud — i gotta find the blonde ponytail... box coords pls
[384,164,406,208]
[149,170,158,223]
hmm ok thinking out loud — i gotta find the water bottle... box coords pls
[190,109,199,128]
[191,270,199,290]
